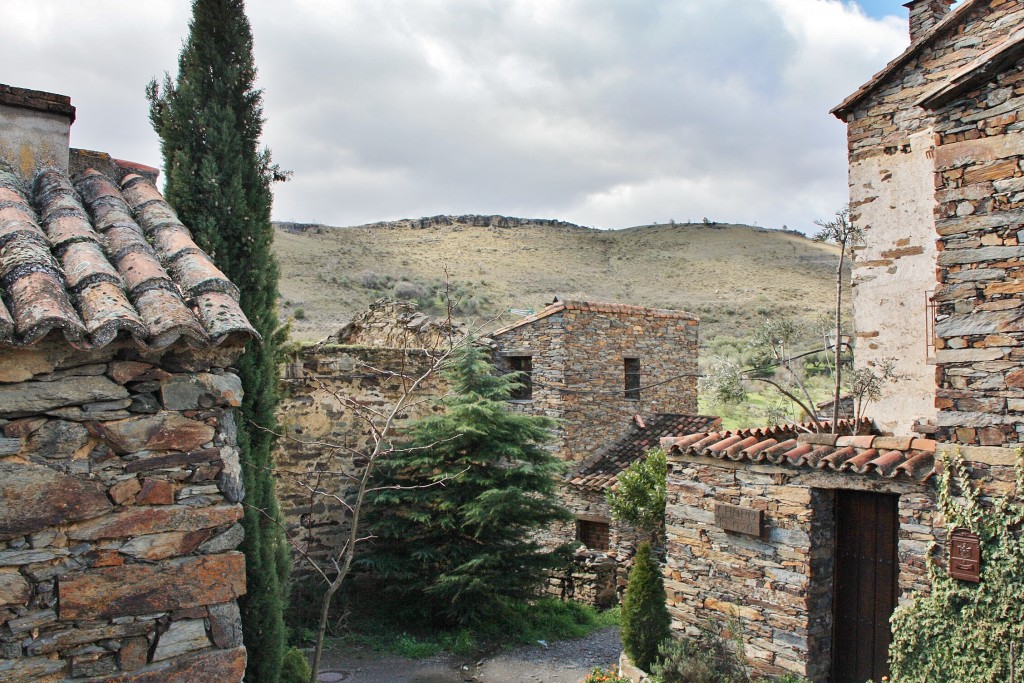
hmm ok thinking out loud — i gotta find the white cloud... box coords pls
[0,0,909,232]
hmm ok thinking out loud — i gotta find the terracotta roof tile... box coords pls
[0,162,257,350]
[568,413,721,492]
[662,422,935,482]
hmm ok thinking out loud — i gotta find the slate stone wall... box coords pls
[931,52,1024,446]
[493,308,698,462]
[275,344,448,580]
[0,340,248,682]
[840,0,1024,436]
[663,452,937,681]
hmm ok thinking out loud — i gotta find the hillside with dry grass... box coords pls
[274,215,847,353]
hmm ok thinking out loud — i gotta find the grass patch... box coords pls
[332,598,619,659]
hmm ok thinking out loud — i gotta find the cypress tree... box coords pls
[621,541,671,671]
[147,2,288,680]
[365,342,573,627]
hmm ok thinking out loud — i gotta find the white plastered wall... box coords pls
[849,129,938,435]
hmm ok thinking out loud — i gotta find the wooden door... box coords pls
[832,490,898,682]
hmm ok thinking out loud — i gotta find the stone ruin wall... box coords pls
[0,340,249,682]
[538,484,646,607]
[931,49,1024,448]
[843,0,1024,436]
[276,344,449,581]
[663,450,938,681]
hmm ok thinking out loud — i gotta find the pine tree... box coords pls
[365,342,573,627]
[621,541,671,671]
[147,2,288,680]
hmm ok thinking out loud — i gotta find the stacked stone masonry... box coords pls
[276,342,448,581]
[930,37,1024,446]
[492,301,699,462]
[663,444,939,680]
[834,0,1024,437]
[0,340,249,682]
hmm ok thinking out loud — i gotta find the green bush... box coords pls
[620,542,671,671]
[280,646,312,683]
[649,625,749,683]
[888,449,1024,681]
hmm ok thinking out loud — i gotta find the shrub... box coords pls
[392,280,425,301]
[888,449,1024,681]
[649,624,749,683]
[359,270,387,289]
[279,646,312,683]
[293,308,306,320]
[620,542,671,671]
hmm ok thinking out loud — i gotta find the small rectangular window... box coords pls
[576,520,610,551]
[508,356,533,400]
[624,358,641,400]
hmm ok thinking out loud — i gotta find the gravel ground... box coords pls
[316,626,622,683]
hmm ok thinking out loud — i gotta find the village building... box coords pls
[0,84,255,682]
[275,297,705,600]
[660,1,1024,680]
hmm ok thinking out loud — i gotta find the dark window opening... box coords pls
[576,520,610,551]
[508,356,533,400]
[624,358,641,400]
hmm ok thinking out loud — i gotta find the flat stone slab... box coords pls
[0,461,112,540]
[0,375,128,417]
[58,552,246,620]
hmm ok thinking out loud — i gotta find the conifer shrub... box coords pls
[363,342,573,627]
[279,647,312,683]
[620,541,671,671]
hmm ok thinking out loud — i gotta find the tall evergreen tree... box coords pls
[365,343,573,627]
[147,2,288,680]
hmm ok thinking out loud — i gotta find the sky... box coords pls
[0,1,928,233]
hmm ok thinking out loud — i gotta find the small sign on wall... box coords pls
[714,503,763,537]
[949,527,981,583]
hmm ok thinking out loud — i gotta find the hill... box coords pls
[274,215,847,354]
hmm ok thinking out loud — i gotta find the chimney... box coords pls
[903,0,955,41]
[0,84,75,178]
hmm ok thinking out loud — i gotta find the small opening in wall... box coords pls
[508,355,533,400]
[624,357,641,400]
[925,290,936,362]
[576,519,610,551]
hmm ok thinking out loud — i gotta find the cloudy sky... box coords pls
[2,1,927,232]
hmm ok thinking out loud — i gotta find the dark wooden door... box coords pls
[832,490,898,683]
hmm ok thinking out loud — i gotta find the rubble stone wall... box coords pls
[0,340,248,682]
[664,452,937,681]
[931,52,1024,446]
[275,344,448,580]
[538,484,646,606]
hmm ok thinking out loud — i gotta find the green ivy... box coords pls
[888,448,1024,682]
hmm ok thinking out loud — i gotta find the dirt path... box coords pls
[316,626,621,683]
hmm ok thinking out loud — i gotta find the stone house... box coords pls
[831,0,1024,439]
[0,84,256,681]
[659,2,1024,680]
[490,298,700,462]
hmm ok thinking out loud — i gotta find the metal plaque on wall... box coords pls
[949,527,981,583]
[714,503,763,537]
